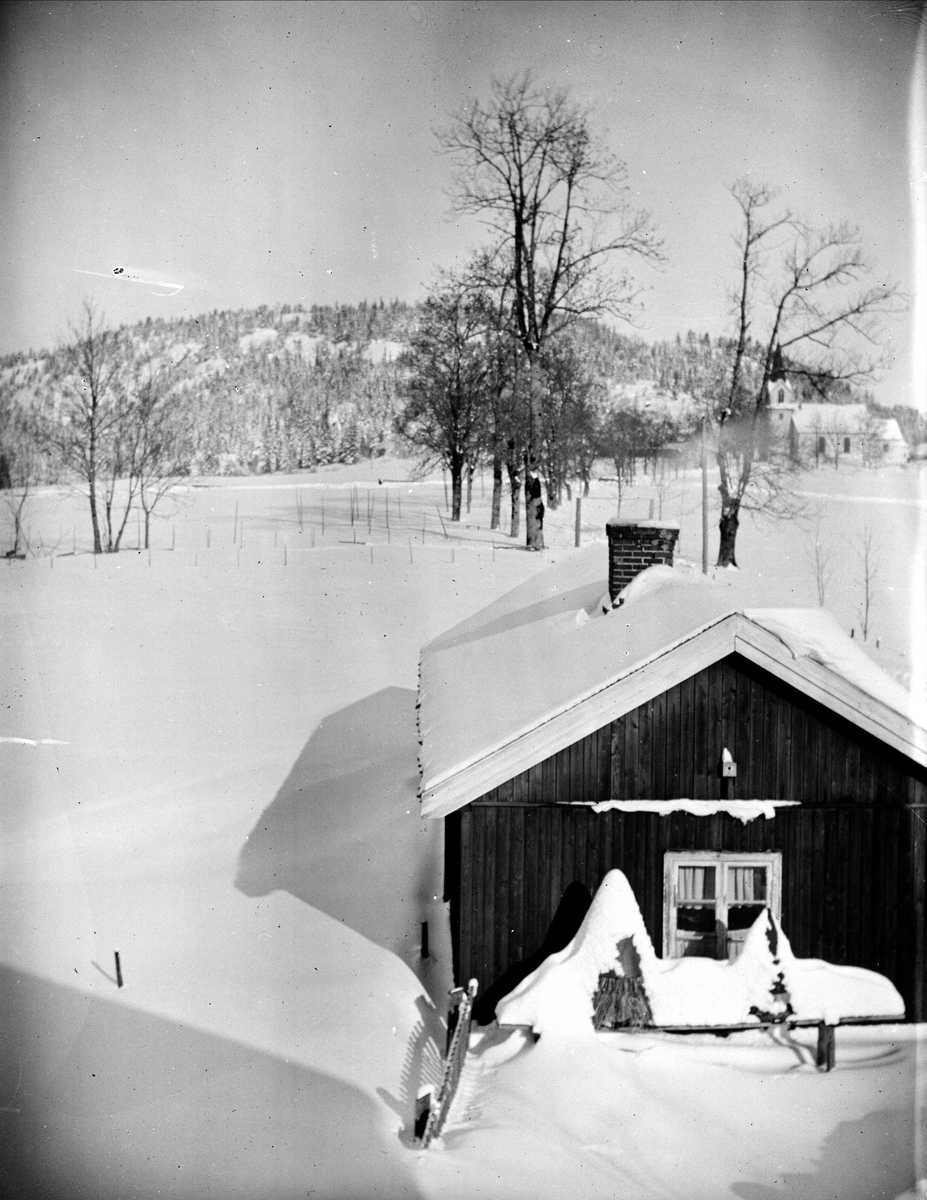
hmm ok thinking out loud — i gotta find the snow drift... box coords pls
[496,869,904,1035]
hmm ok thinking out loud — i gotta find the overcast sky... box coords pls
[1,0,923,407]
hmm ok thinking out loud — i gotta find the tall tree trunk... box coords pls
[546,470,561,510]
[88,415,102,554]
[524,355,545,550]
[524,463,544,548]
[450,460,463,522]
[88,477,102,554]
[490,449,503,531]
[103,490,115,552]
[717,496,740,568]
[506,450,522,539]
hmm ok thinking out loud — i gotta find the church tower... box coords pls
[764,344,797,444]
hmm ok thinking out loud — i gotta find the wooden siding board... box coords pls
[721,659,737,767]
[624,705,640,799]
[510,806,526,963]
[634,700,648,801]
[597,723,611,803]
[512,761,527,807]
[735,660,754,796]
[475,804,488,984]
[835,807,850,963]
[496,806,512,975]
[462,808,476,983]
[667,683,681,795]
[830,719,847,803]
[762,683,780,800]
[608,720,621,800]
[542,752,556,807]
[523,792,540,956]
[653,690,668,797]
[911,792,926,1020]
[693,665,710,797]
[454,810,469,982]
[528,761,544,805]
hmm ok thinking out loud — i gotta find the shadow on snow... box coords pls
[0,964,425,1200]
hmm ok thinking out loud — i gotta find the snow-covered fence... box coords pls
[418,978,478,1148]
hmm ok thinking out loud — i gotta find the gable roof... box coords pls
[418,546,925,818]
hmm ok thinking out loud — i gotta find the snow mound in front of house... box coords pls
[496,870,904,1036]
[496,870,660,1037]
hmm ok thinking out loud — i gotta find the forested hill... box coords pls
[0,301,897,480]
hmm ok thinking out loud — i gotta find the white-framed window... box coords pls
[663,851,782,961]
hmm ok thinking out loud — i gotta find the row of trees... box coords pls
[395,284,684,532]
[398,74,903,564]
[23,304,194,554]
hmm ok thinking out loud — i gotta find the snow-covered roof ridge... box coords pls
[418,548,926,818]
[741,608,919,723]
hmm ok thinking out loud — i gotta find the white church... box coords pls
[762,347,908,467]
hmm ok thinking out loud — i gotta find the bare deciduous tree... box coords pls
[132,365,194,549]
[854,520,883,642]
[52,301,125,553]
[396,279,490,522]
[804,509,837,606]
[715,181,903,566]
[0,385,42,557]
[51,302,191,553]
[438,72,662,549]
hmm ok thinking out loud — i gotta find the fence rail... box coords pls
[418,979,478,1148]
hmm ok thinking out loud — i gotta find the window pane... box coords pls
[677,905,716,933]
[728,904,765,931]
[678,866,715,901]
[729,867,766,903]
[681,936,717,958]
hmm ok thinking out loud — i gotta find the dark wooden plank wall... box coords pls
[445,653,927,1019]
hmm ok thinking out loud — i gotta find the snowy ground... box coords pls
[1,457,925,1198]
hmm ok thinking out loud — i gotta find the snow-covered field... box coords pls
[2,457,925,1198]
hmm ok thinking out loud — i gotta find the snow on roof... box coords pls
[418,546,925,817]
[878,417,906,443]
[787,403,901,436]
[496,869,904,1035]
[740,608,916,717]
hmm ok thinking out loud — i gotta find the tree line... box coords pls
[1,74,906,562]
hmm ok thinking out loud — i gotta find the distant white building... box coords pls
[763,350,799,447]
[789,404,908,467]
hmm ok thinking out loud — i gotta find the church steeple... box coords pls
[764,344,797,432]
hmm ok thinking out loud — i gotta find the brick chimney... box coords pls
[606,519,680,606]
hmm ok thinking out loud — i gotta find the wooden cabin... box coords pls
[418,522,927,1022]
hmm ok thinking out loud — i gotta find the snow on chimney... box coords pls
[606,519,680,606]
